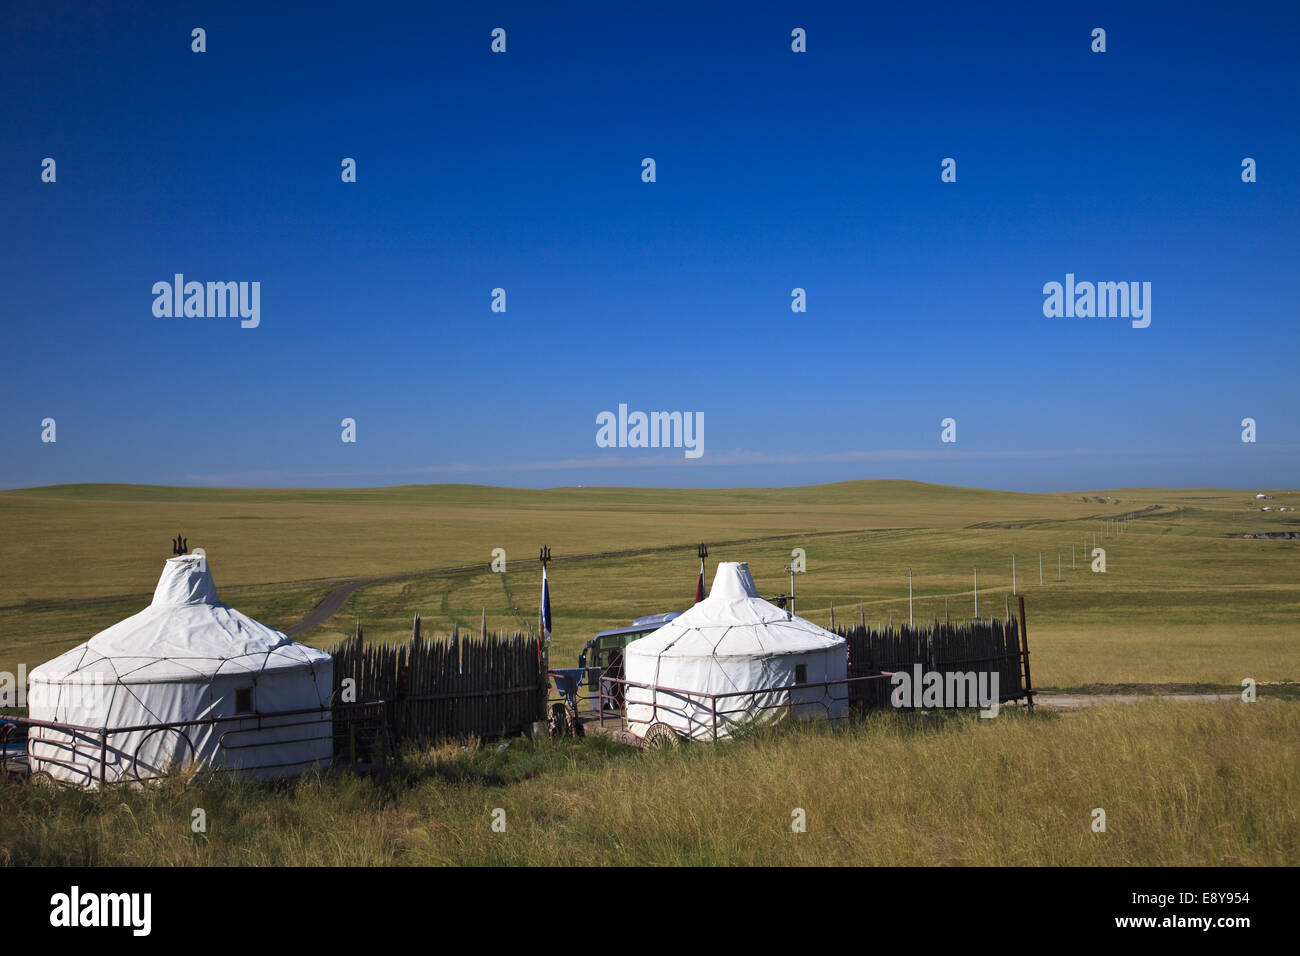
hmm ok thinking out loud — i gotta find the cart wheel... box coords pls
[642,722,680,750]
[29,769,58,790]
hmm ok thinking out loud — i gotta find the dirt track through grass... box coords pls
[283,526,881,636]
[3,481,1296,687]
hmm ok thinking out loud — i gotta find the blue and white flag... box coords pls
[539,566,552,643]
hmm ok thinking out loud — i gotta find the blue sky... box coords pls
[2,1,1297,491]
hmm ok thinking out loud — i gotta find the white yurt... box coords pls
[624,562,848,741]
[27,554,333,786]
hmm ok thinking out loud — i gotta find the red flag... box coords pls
[695,558,705,604]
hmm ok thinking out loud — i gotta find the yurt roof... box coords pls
[30,555,330,685]
[625,561,845,661]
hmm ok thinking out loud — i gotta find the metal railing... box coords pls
[0,700,386,787]
[550,658,1033,743]
[548,668,897,741]
[610,672,889,740]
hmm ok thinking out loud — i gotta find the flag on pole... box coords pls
[695,558,705,604]
[539,566,552,644]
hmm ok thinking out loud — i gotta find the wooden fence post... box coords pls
[1017,595,1034,712]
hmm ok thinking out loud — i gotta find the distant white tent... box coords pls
[624,562,847,741]
[28,555,333,787]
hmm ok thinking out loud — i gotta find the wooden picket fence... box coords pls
[837,614,1029,710]
[329,623,548,745]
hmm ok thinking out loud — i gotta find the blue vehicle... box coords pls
[550,612,683,723]
[579,612,681,672]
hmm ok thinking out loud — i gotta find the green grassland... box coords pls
[1,480,1296,689]
[2,701,1295,866]
[2,480,1297,867]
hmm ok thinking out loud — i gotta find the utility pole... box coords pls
[783,562,796,620]
[1012,553,1017,595]
[908,569,913,626]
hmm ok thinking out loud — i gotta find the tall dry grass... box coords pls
[1,700,1295,866]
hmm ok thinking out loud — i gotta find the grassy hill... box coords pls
[1,480,1297,687]
[2,480,1297,868]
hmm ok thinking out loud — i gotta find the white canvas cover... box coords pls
[624,562,848,740]
[27,555,333,786]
